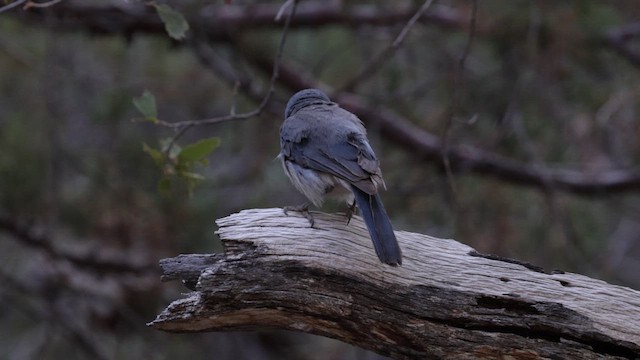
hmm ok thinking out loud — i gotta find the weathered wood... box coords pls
[159,253,222,290]
[149,208,640,359]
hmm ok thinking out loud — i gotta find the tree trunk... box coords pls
[149,208,640,359]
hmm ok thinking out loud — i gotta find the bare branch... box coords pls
[338,0,436,92]
[441,0,478,204]
[155,0,299,131]
[227,45,640,196]
[13,2,469,37]
[25,0,63,9]
[0,0,27,13]
[191,44,269,107]
[336,92,640,196]
[0,214,157,275]
[275,0,294,22]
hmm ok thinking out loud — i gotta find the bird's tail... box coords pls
[351,185,402,266]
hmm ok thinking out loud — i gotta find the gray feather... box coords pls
[280,89,401,265]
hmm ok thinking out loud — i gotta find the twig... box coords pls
[0,0,27,13]
[25,0,63,9]
[156,0,299,131]
[440,0,477,205]
[274,0,294,21]
[338,0,436,92]
[161,123,194,158]
[190,40,284,122]
[192,44,260,101]
[155,0,299,159]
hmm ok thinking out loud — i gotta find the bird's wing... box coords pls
[280,110,382,194]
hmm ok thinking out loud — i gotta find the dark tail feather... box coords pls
[351,185,402,266]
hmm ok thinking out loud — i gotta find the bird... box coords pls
[279,88,402,266]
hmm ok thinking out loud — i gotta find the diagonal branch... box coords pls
[0,0,27,13]
[235,49,640,195]
[336,93,640,195]
[156,0,299,131]
[0,214,157,275]
[338,0,436,92]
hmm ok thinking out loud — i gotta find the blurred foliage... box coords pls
[1,0,640,359]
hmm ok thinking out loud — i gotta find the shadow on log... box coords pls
[149,208,640,359]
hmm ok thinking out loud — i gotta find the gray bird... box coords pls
[279,89,402,266]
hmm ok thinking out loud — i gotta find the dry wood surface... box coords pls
[150,208,640,359]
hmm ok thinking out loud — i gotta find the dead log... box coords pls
[149,208,640,359]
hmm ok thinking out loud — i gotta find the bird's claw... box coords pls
[283,202,315,227]
[346,200,357,225]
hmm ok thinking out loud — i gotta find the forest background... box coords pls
[1,1,640,359]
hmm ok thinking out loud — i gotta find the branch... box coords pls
[342,93,640,195]
[236,49,640,196]
[338,0,436,92]
[0,0,27,13]
[190,42,281,117]
[0,214,157,275]
[14,2,469,38]
[153,0,299,136]
[150,208,640,359]
[24,0,63,9]
[17,2,639,79]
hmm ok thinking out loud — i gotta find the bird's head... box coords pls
[284,88,331,118]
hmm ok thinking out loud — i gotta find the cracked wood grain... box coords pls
[150,208,640,359]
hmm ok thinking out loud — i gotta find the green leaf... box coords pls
[142,142,164,166]
[177,137,220,164]
[155,4,189,40]
[133,90,157,121]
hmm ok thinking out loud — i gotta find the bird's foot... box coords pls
[345,200,357,225]
[283,202,314,227]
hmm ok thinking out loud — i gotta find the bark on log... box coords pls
[149,208,640,359]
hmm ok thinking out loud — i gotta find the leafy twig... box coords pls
[156,0,299,131]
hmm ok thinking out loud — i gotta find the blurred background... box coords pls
[1,0,640,359]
